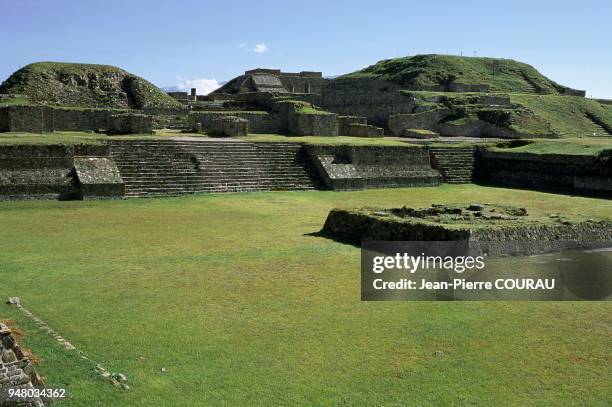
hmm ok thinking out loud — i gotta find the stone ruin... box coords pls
[208,116,249,137]
[323,203,612,256]
[107,113,153,135]
[0,322,46,406]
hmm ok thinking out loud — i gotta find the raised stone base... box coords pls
[323,204,612,255]
[209,116,249,137]
[73,157,125,199]
[306,145,440,190]
[107,113,153,135]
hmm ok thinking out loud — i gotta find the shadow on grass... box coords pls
[304,229,360,248]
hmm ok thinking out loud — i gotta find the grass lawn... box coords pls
[490,137,612,156]
[1,185,611,406]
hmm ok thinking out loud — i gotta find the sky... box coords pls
[1,0,611,97]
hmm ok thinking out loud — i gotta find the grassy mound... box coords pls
[510,94,612,137]
[342,54,579,94]
[396,91,612,138]
[0,62,182,109]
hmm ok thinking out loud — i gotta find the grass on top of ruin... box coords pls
[1,131,610,155]
[0,131,413,147]
[490,137,612,156]
[0,185,611,406]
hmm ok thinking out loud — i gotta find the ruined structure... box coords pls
[323,204,612,255]
[0,55,610,200]
[0,322,47,406]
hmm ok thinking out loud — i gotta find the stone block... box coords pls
[189,111,280,134]
[288,112,338,136]
[209,116,249,137]
[305,145,440,190]
[107,113,153,135]
[341,123,384,137]
[73,157,125,199]
[0,105,54,133]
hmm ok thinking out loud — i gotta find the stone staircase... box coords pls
[585,112,612,136]
[109,140,320,197]
[428,146,475,184]
[520,72,540,94]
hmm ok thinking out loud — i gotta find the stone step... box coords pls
[124,185,316,195]
[109,140,319,196]
[122,177,315,185]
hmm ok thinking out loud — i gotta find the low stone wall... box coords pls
[287,111,338,136]
[559,87,586,97]
[73,157,125,199]
[323,206,612,256]
[52,107,128,132]
[342,123,384,137]
[477,149,612,194]
[0,105,54,133]
[209,116,249,137]
[107,113,153,134]
[0,105,131,133]
[338,115,367,132]
[305,145,440,190]
[337,116,383,137]
[388,109,452,136]
[389,108,525,139]
[188,111,282,134]
[0,144,124,200]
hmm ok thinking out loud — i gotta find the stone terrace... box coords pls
[110,139,321,197]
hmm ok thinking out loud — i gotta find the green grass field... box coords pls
[1,185,611,406]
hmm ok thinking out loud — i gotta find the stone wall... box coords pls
[559,87,586,97]
[305,145,440,190]
[341,123,384,137]
[477,149,612,194]
[322,206,612,255]
[337,116,383,137]
[320,78,416,129]
[0,144,124,200]
[52,107,131,132]
[388,109,452,136]
[0,105,54,133]
[107,113,153,134]
[209,116,249,137]
[0,105,132,133]
[389,108,523,139]
[73,157,125,199]
[188,111,282,134]
[287,111,338,136]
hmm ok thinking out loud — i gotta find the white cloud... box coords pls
[175,77,221,95]
[253,43,269,53]
[238,42,247,49]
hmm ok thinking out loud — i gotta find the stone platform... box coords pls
[323,203,612,255]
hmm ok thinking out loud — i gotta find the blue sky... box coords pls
[2,0,611,97]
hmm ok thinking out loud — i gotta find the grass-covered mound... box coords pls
[0,62,182,110]
[510,94,612,137]
[395,91,612,138]
[342,54,580,94]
